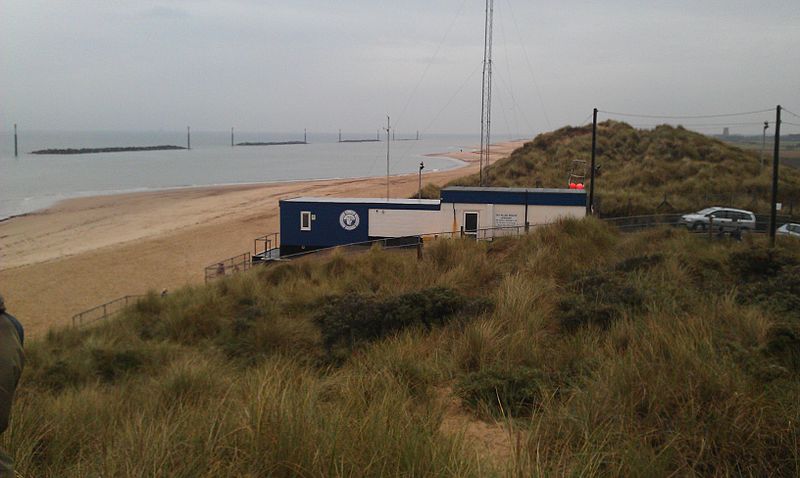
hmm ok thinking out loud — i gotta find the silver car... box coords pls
[679,207,756,232]
[777,223,800,238]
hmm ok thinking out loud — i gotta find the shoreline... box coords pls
[0,152,469,223]
[0,140,524,337]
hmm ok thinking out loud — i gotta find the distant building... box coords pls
[723,127,730,136]
[273,187,587,256]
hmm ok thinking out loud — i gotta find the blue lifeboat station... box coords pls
[275,186,586,256]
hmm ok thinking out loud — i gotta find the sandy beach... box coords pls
[0,141,524,337]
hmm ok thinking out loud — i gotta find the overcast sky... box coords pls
[1,0,798,135]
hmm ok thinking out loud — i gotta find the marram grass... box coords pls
[4,219,800,476]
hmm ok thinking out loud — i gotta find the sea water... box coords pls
[0,130,475,220]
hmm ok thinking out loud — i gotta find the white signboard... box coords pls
[494,213,519,228]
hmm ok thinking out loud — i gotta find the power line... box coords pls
[393,0,469,130]
[492,76,515,141]
[579,112,594,126]
[782,107,800,119]
[421,61,483,135]
[782,121,800,127]
[503,0,552,129]
[624,121,769,128]
[495,8,523,138]
[494,68,532,137]
[598,108,773,120]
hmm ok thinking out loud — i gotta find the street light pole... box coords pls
[418,161,424,199]
[385,116,391,200]
[761,121,769,171]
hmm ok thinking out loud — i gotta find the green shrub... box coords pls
[37,360,83,392]
[557,271,644,331]
[90,349,144,383]
[763,326,800,374]
[314,287,491,353]
[456,366,543,417]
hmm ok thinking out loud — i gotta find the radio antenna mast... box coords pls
[479,0,494,186]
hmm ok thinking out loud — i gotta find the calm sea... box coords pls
[0,130,475,220]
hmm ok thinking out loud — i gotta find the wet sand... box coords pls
[0,141,524,336]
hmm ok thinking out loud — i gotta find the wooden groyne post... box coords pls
[187,126,191,150]
[14,124,18,157]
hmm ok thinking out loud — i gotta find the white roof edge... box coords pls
[442,186,586,194]
[281,197,441,205]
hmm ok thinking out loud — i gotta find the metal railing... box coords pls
[202,212,800,282]
[602,213,798,233]
[204,252,251,283]
[254,232,280,261]
[275,224,545,261]
[72,295,144,327]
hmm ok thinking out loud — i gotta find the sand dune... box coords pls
[0,141,523,337]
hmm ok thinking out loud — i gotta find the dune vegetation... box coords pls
[4,218,800,476]
[435,121,800,217]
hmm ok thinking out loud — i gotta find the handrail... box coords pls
[204,252,252,283]
[72,294,144,327]
[206,211,799,281]
[254,232,280,257]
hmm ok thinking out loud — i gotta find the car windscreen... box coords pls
[696,207,716,215]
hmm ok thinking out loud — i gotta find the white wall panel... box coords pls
[368,209,446,237]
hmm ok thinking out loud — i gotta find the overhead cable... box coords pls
[503,0,552,129]
[421,61,483,135]
[598,108,774,120]
[782,108,800,119]
[393,0,469,130]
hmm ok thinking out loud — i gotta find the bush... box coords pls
[90,349,144,383]
[557,271,644,331]
[314,287,491,353]
[456,366,543,417]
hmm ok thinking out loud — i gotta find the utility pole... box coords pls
[769,105,781,247]
[418,161,424,199]
[187,126,191,150]
[385,116,391,200]
[761,121,769,171]
[304,128,307,143]
[416,130,419,141]
[377,129,380,141]
[13,124,18,157]
[588,108,598,215]
[479,0,494,187]
[338,129,342,143]
[231,127,234,147]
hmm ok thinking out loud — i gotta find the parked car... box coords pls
[679,207,756,232]
[777,223,800,238]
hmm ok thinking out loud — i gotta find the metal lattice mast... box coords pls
[479,0,494,186]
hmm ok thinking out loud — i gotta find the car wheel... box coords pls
[692,222,704,231]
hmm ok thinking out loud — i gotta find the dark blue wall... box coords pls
[440,188,586,207]
[280,200,440,249]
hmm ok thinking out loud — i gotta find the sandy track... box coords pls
[0,142,524,337]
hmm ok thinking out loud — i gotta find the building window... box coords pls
[300,211,312,231]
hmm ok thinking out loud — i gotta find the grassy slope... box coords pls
[437,121,800,216]
[5,220,800,476]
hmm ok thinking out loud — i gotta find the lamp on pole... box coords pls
[418,161,424,199]
[761,121,769,171]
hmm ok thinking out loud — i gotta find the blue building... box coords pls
[276,186,586,256]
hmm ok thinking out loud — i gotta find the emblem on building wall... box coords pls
[339,210,360,230]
